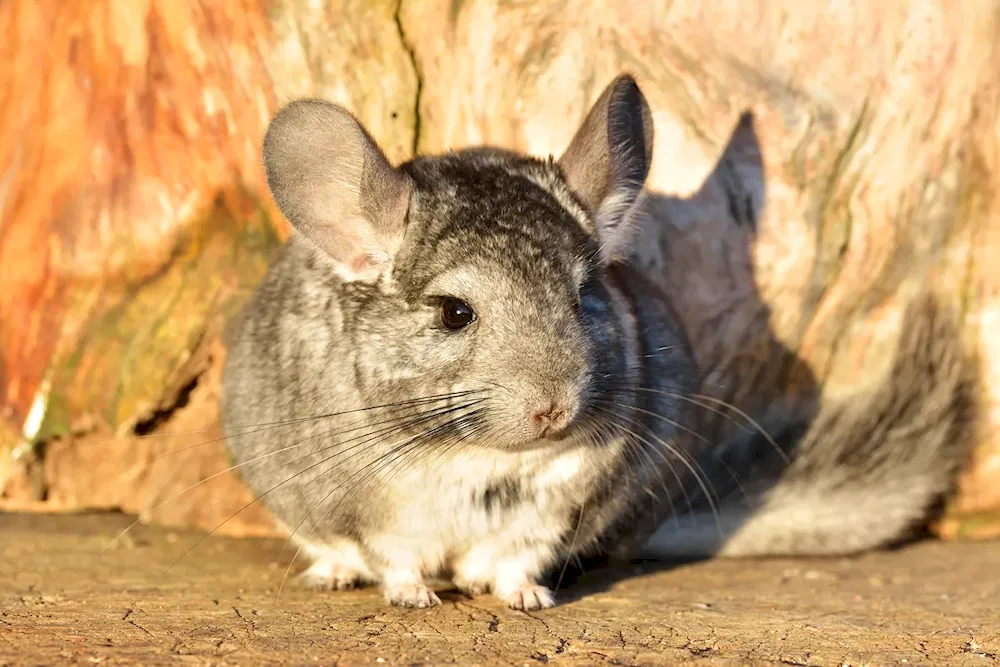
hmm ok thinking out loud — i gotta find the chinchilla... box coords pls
[222,74,976,610]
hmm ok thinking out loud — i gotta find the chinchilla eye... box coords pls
[440,297,476,330]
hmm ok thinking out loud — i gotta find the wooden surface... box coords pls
[1,511,998,666]
[0,0,998,537]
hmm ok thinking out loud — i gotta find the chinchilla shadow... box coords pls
[532,110,975,605]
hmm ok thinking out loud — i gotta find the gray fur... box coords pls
[222,74,976,610]
[642,294,976,559]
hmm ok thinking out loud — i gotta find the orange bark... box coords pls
[1,0,997,539]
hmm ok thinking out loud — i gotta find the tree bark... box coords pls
[1,0,997,539]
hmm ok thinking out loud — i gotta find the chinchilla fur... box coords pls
[222,74,976,610]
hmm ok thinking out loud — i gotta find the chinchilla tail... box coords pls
[642,294,977,559]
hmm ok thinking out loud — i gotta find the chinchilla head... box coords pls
[261,74,655,451]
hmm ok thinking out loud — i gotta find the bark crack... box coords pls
[122,608,155,637]
[394,0,422,157]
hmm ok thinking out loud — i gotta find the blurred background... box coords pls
[0,0,998,541]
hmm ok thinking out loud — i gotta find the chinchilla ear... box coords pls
[558,74,654,263]
[262,99,412,282]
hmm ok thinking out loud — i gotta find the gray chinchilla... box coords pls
[222,75,975,610]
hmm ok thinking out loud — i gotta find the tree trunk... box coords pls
[1,0,997,539]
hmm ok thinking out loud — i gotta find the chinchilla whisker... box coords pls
[275,406,489,599]
[203,400,484,522]
[391,412,490,481]
[660,389,791,466]
[342,408,483,516]
[388,412,489,482]
[638,344,686,359]
[278,441,418,600]
[278,390,490,430]
[552,420,622,596]
[296,401,489,518]
[604,386,791,466]
[603,356,704,380]
[587,411,683,532]
[593,408,675,506]
[554,499,585,596]
[610,396,714,446]
[102,423,351,554]
[585,410,641,487]
[597,363,729,391]
[238,398,485,480]
[299,405,490,541]
[265,399,488,568]
[609,402,724,512]
[589,419,641,517]
[219,389,486,437]
[357,424,485,511]
[101,398,482,552]
[470,378,516,397]
[601,374,731,412]
[115,389,486,443]
[628,425,723,533]
[686,391,785,459]
[589,403,692,523]
[596,398,752,509]
[604,396,754,506]
[704,452,753,509]
[109,390,487,482]
[583,419,637,524]
[590,403,722,535]
[161,399,487,574]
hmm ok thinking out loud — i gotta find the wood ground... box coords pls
[1,512,997,666]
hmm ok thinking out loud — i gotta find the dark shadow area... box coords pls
[542,109,980,604]
[533,109,819,603]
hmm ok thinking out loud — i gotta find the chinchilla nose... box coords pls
[526,387,582,439]
[529,402,571,438]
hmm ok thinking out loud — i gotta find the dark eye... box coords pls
[439,297,476,330]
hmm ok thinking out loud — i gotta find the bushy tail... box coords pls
[643,295,978,559]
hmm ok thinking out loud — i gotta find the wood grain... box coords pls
[1,0,997,537]
[0,0,416,534]
[2,512,998,665]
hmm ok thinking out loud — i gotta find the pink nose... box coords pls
[529,403,571,438]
